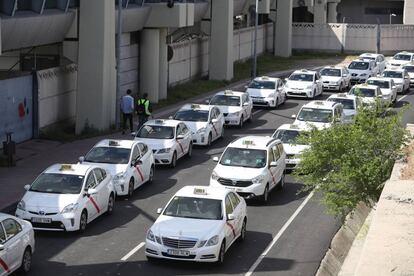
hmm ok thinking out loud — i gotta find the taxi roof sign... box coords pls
[191,104,201,109]
[60,164,74,171]
[154,119,165,124]
[290,124,300,130]
[194,187,207,195]
[242,140,255,146]
[224,90,233,95]
[108,140,120,146]
[314,101,325,105]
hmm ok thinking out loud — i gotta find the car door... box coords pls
[228,192,243,235]
[84,172,100,220]
[181,124,192,153]
[277,80,285,103]
[224,196,236,248]
[0,222,9,276]
[93,169,110,212]
[138,143,151,182]
[315,73,322,94]
[214,107,224,138]
[267,148,277,190]
[130,145,143,186]
[404,71,410,89]
[210,109,220,140]
[1,219,23,272]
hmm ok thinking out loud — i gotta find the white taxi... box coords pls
[80,140,155,197]
[387,51,414,68]
[15,164,115,232]
[0,213,35,275]
[272,124,309,170]
[366,77,397,104]
[134,119,192,167]
[402,63,414,87]
[173,104,225,146]
[209,90,253,128]
[245,76,286,108]
[327,93,360,122]
[320,66,351,91]
[145,186,247,263]
[293,101,345,130]
[284,69,323,98]
[348,84,386,109]
[359,53,386,74]
[348,59,377,84]
[210,136,286,203]
[382,68,410,94]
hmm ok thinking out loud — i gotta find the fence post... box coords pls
[376,22,381,54]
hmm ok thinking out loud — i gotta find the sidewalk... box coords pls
[0,56,348,213]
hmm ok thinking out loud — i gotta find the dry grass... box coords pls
[400,141,414,180]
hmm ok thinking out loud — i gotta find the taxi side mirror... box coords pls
[211,118,218,124]
[176,135,185,140]
[87,188,98,195]
[79,156,85,164]
[132,160,143,167]
[131,132,137,137]
[343,74,348,77]
[291,114,297,119]
[213,157,219,162]
[269,161,278,167]
[243,102,250,106]
[24,185,31,191]
[0,245,4,251]
[205,98,211,104]
[156,208,163,214]
[227,214,235,221]
[169,116,173,120]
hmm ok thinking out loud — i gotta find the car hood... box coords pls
[321,76,342,82]
[216,106,242,114]
[348,69,370,75]
[135,138,175,151]
[181,121,209,133]
[387,78,403,84]
[214,164,264,180]
[293,119,331,130]
[23,191,80,213]
[82,162,128,176]
[247,88,274,97]
[389,60,409,66]
[286,81,312,89]
[283,144,309,155]
[379,88,392,95]
[153,215,223,240]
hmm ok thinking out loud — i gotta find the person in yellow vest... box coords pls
[136,93,152,130]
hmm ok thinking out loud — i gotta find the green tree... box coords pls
[294,106,409,217]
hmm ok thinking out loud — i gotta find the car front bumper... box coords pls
[350,78,367,84]
[192,132,208,145]
[224,116,241,125]
[113,179,128,196]
[322,83,341,91]
[251,97,276,107]
[285,89,312,98]
[153,152,174,165]
[210,179,265,199]
[15,209,80,231]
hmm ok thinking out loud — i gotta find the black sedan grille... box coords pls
[218,178,253,187]
[162,237,197,249]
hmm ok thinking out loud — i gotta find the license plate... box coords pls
[167,249,190,256]
[31,217,52,224]
[225,187,243,192]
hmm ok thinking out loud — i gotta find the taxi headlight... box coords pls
[147,229,155,242]
[158,148,171,154]
[197,127,207,134]
[17,200,26,211]
[211,171,220,181]
[360,73,367,77]
[198,240,207,248]
[114,172,127,181]
[206,235,219,246]
[61,203,79,214]
[252,175,265,184]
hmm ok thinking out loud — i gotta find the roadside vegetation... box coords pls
[294,105,410,218]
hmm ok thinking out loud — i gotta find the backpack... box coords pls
[136,99,147,115]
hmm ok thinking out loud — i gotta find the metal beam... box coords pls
[57,0,71,12]
[32,0,46,14]
[0,0,17,16]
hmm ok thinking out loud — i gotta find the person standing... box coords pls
[120,89,134,134]
[136,93,152,130]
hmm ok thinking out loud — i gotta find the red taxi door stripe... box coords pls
[177,141,184,154]
[135,166,144,182]
[0,258,10,273]
[89,197,100,213]
[212,125,218,136]
[268,169,276,184]
[226,222,237,238]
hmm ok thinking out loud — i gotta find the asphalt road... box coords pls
[13,84,414,276]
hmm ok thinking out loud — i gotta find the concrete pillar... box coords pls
[140,29,160,103]
[76,0,116,134]
[327,2,338,23]
[209,0,233,81]
[159,28,168,100]
[314,0,327,24]
[274,0,292,57]
[404,0,414,24]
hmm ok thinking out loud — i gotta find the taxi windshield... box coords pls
[383,71,403,78]
[163,196,223,220]
[210,95,241,107]
[174,110,209,122]
[220,147,267,168]
[367,80,389,88]
[297,108,333,123]
[273,129,307,145]
[320,68,341,77]
[394,54,411,61]
[248,80,275,89]
[328,98,355,110]
[348,61,369,70]
[137,125,174,139]
[84,147,130,164]
[289,73,314,82]
[403,66,414,72]
[349,87,376,97]
[30,173,84,194]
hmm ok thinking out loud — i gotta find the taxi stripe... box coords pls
[212,125,218,136]
[0,258,10,273]
[177,141,184,154]
[268,169,276,184]
[135,166,144,182]
[89,197,100,213]
[226,222,237,238]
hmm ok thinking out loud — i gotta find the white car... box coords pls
[382,68,411,94]
[145,186,247,263]
[387,51,414,68]
[359,53,386,74]
[402,63,414,87]
[210,136,286,203]
[246,76,287,108]
[320,66,351,91]
[366,77,397,104]
[348,84,386,110]
[293,101,345,130]
[80,140,155,197]
[284,69,323,98]
[327,93,361,122]
[209,90,253,128]
[134,119,192,167]
[15,164,115,232]
[173,104,225,146]
[272,124,309,170]
[348,59,377,84]
[0,213,35,275]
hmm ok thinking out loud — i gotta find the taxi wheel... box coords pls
[220,127,225,139]
[187,143,193,158]
[261,185,269,204]
[170,152,177,168]
[79,211,88,232]
[207,133,212,147]
[20,247,32,273]
[128,179,134,198]
[339,83,344,92]
[277,173,285,191]
[148,166,154,184]
[239,219,247,242]
[107,194,114,215]
[239,116,244,128]
[273,98,278,109]
[217,241,226,264]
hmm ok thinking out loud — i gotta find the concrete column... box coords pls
[404,0,414,24]
[209,0,233,81]
[140,29,160,103]
[76,0,116,134]
[159,28,168,100]
[327,2,338,23]
[314,0,327,24]
[274,0,292,57]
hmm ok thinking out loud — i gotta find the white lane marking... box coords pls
[121,242,145,261]
[245,191,315,276]
[253,110,262,116]
[398,94,408,102]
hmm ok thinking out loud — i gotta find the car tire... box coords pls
[148,166,154,184]
[107,194,114,215]
[128,179,134,198]
[187,143,193,158]
[79,210,88,233]
[239,115,244,128]
[261,184,270,204]
[238,219,247,242]
[19,247,32,273]
[207,133,212,147]
[220,127,225,139]
[216,241,226,265]
[274,98,278,109]
[146,255,158,263]
[276,172,285,191]
[170,152,177,168]
[309,90,315,99]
